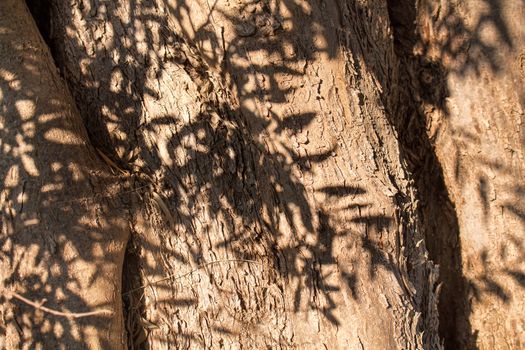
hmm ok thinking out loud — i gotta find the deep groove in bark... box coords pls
[122,236,149,350]
[26,0,52,46]
[386,0,474,348]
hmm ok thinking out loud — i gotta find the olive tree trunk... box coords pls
[412,0,525,348]
[1,0,129,348]
[12,0,525,348]
[34,0,442,348]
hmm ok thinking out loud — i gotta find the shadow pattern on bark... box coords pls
[9,0,523,348]
[23,0,432,347]
[387,0,525,348]
[8,0,410,348]
[1,1,130,347]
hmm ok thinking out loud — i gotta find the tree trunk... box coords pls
[4,0,524,348]
[412,0,525,348]
[31,0,441,348]
[0,0,129,348]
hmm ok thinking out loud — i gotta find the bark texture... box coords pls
[415,1,525,348]
[0,0,130,348]
[5,0,524,348]
[36,0,440,348]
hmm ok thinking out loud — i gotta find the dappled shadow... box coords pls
[25,0,415,346]
[8,0,524,348]
[1,0,131,348]
[388,0,525,348]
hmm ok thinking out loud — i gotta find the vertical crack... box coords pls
[386,0,474,348]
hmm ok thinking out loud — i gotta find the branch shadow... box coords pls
[387,0,525,348]
[10,0,524,348]
[1,0,132,347]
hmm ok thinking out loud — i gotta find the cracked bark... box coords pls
[30,0,440,348]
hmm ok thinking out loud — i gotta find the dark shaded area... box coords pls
[122,240,150,349]
[386,0,471,348]
[26,0,52,42]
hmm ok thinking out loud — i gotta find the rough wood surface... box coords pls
[7,0,523,348]
[412,0,525,348]
[39,0,440,348]
[0,0,130,348]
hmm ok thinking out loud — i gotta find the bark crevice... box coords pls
[386,0,475,348]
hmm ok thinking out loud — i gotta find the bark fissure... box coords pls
[387,0,525,348]
[386,0,471,348]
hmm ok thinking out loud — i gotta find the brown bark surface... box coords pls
[3,0,524,349]
[0,0,129,348]
[413,0,525,348]
[33,0,440,348]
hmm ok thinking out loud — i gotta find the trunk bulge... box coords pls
[0,1,129,348]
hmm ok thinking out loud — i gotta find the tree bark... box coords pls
[9,0,524,348]
[35,0,442,348]
[412,0,525,348]
[0,0,129,348]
